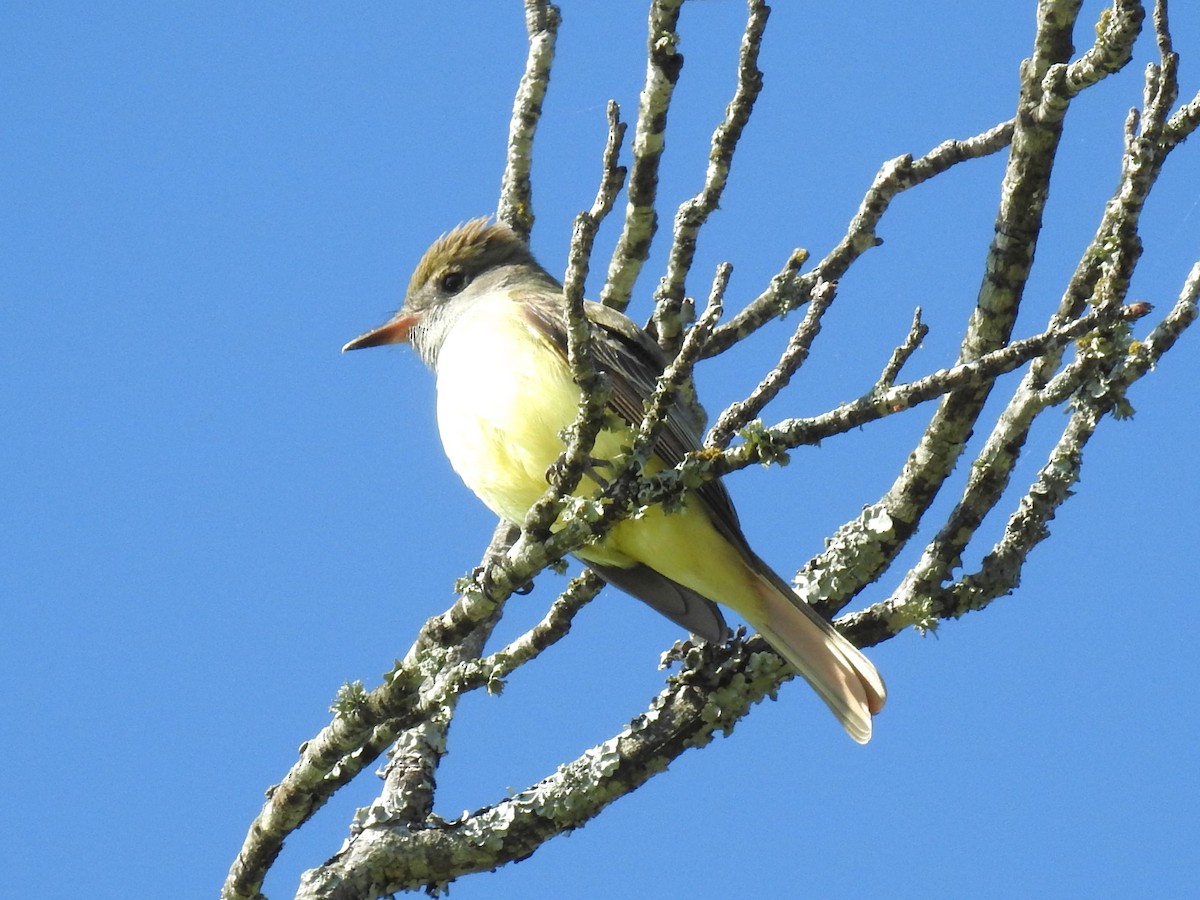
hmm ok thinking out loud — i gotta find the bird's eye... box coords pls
[439,269,468,294]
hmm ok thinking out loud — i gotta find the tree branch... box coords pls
[516,103,626,542]
[880,0,1196,623]
[847,259,1198,644]
[294,632,794,898]
[706,277,837,449]
[705,119,1016,356]
[599,0,685,312]
[496,1,561,239]
[784,0,1131,621]
[651,0,769,354]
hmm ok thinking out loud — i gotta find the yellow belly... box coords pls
[435,294,589,525]
[433,293,765,620]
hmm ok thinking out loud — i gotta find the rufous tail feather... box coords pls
[747,570,886,744]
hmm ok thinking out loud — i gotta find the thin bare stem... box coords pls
[705,119,1016,356]
[522,103,627,539]
[496,1,561,239]
[878,308,930,388]
[706,278,838,449]
[652,0,769,354]
[599,0,685,312]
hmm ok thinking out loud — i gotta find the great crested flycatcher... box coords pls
[343,219,886,742]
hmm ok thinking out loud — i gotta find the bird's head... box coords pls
[342,218,558,369]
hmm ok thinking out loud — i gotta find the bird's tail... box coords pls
[745,563,886,744]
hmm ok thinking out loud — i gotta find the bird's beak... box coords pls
[341,314,417,352]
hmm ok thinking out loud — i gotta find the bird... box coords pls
[343,219,886,742]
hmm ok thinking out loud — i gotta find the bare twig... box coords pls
[705,119,1016,356]
[521,102,627,539]
[635,264,728,455]
[1038,0,1143,118]
[848,261,1199,645]
[496,1,561,239]
[652,0,769,354]
[880,0,1196,622]
[706,278,838,449]
[220,523,508,900]
[599,0,685,312]
[465,570,605,689]
[878,307,929,389]
[697,302,1153,479]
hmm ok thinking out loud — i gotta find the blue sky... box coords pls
[4,2,1199,898]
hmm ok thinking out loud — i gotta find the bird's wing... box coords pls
[516,292,755,640]
[584,560,728,643]
[517,294,743,531]
[518,291,754,532]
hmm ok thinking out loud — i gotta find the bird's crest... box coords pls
[407,218,534,297]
